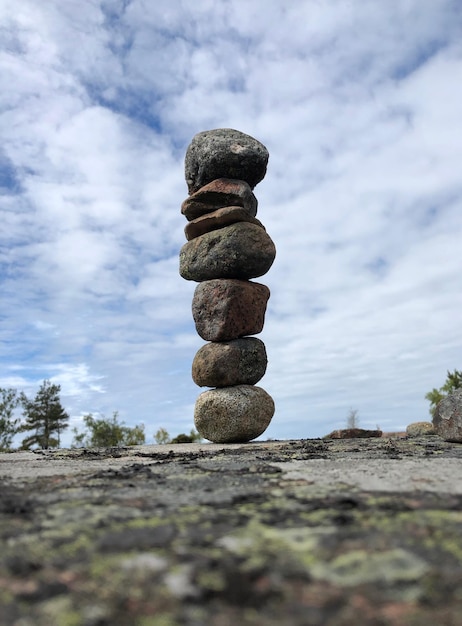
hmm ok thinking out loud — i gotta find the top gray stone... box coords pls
[185,128,269,194]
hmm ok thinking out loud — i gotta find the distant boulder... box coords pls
[324,428,383,439]
[406,422,435,437]
[433,389,462,442]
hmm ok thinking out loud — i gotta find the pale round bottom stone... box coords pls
[194,385,275,443]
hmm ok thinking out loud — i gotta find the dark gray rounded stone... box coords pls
[179,222,276,282]
[192,338,268,387]
[194,385,275,443]
[185,128,269,194]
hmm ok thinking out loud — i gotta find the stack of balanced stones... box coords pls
[179,128,276,443]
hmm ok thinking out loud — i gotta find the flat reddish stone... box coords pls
[192,279,270,341]
[179,222,276,282]
[184,206,265,241]
[192,338,267,387]
[181,178,257,221]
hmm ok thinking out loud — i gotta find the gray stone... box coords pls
[406,422,435,437]
[185,206,265,241]
[192,338,268,387]
[185,128,269,194]
[194,385,275,443]
[192,279,270,342]
[179,222,276,282]
[433,389,462,442]
[181,178,257,221]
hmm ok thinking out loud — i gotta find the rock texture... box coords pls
[433,389,462,442]
[180,129,275,443]
[192,338,267,387]
[406,422,435,437]
[3,438,462,625]
[179,222,276,281]
[184,206,265,241]
[181,178,257,220]
[185,129,269,194]
[192,279,270,342]
[194,385,275,443]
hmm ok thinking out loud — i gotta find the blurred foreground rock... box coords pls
[1,436,462,625]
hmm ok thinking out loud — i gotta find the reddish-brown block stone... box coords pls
[192,279,270,341]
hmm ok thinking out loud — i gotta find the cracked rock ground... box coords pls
[1,437,462,625]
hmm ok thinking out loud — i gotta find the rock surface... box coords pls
[192,337,267,387]
[185,128,269,194]
[433,388,462,442]
[184,206,265,241]
[1,437,462,626]
[192,279,270,341]
[179,222,276,282]
[181,178,257,221]
[194,385,275,442]
[406,421,435,437]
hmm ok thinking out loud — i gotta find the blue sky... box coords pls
[1,0,462,445]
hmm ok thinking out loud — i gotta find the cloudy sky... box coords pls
[1,0,461,446]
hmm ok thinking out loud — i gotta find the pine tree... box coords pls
[20,380,69,449]
[0,387,21,451]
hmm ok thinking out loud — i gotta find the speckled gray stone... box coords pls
[179,222,276,282]
[194,385,275,443]
[406,422,435,437]
[192,338,268,387]
[185,129,269,194]
[433,389,462,442]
